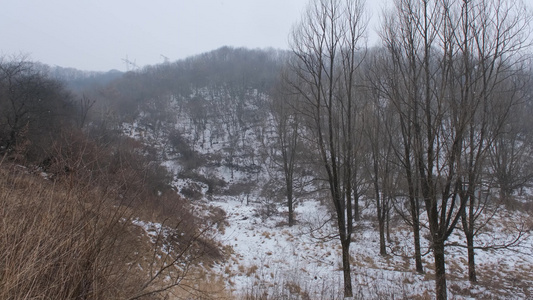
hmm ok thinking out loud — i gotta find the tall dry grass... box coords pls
[0,130,225,299]
[0,164,140,299]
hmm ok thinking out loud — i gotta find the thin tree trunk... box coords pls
[374,182,387,256]
[434,240,447,300]
[413,214,424,273]
[461,196,477,283]
[386,200,391,243]
[353,188,360,222]
[379,215,387,256]
[466,233,476,283]
[287,183,294,226]
[406,155,424,273]
[410,191,424,273]
[341,239,353,298]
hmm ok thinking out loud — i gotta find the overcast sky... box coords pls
[1,0,387,72]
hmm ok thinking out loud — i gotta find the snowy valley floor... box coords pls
[198,197,533,299]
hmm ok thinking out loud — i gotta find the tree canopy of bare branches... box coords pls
[288,0,368,297]
[378,0,531,298]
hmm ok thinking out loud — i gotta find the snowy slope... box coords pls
[121,91,533,299]
[208,195,532,299]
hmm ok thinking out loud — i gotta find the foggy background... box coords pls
[0,0,387,71]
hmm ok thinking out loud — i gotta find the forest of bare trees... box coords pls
[285,0,532,299]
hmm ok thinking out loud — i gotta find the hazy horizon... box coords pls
[1,0,387,72]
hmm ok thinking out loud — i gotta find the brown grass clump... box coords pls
[246,265,259,277]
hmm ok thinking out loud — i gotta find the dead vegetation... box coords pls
[0,123,227,299]
[0,161,227,299]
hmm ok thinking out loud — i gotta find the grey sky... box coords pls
[1,0,387,72]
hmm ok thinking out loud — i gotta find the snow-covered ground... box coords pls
[204,195,532,299]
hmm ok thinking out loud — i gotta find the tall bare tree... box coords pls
[288,0,367,297]
[361,83,396,256]
[380,0,531,298]
[447,0,531,284]
[366,46,426,273]
[270,79,301,226]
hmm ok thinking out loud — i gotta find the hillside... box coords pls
[104,47,533,299]
[206,193,533,299]
[1,46,532,299]
[0,161,228,299]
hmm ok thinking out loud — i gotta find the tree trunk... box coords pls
[403,134,423,273]
[411,194,424,273]
[386,203,391,243]
[413,219,424,274]
[353,189,360,222]
[341,239,353,298]
[379,217,387,256]
[466,233,477,283]
[375,189,387,256]
[461,193,477,283]
[373,161,387,256]
[462,203,477,283]
[434,240,447,300]
[287,184,294,226]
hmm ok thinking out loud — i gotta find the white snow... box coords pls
[203,195,533,299]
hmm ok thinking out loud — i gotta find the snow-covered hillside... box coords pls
[112,47,533,299]
[206,195,532,299]
[122,110,533,299]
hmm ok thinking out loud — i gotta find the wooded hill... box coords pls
[1,27,533,299]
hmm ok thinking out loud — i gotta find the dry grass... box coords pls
[166,270,233,300]
[0,149,225,300]
[0,164,140,299]
[246,265,259,277]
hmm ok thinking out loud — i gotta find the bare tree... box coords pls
[77,94,95,129]
[361,83,396,256]
[0,57,74,161]
[366,46,426,273]
[489,90,533,201]
[270,80,301,226]
[447,0,531,284]
[288,0,367,297]
[380,0,531,298]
